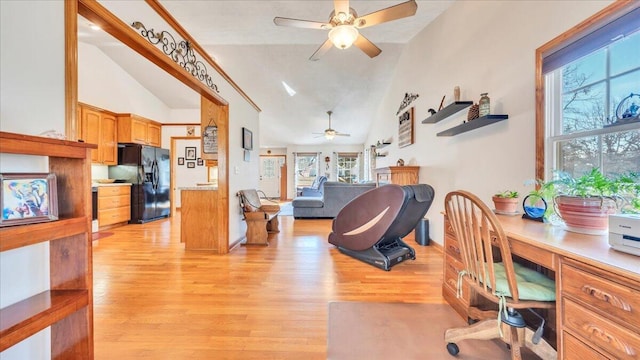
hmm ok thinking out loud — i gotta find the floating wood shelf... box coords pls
[422,101,473,124]
[0,217,88,252]
[437,115,509,137]
[375,142,391,149]
[0,290,89,352]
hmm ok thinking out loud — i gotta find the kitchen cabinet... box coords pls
[78,103,117,165]
[98,185,131,229]
[374,166,419,187]
[0,131,95,357]
[117,114,162,147]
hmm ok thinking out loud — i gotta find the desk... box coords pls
[442,214,640,359]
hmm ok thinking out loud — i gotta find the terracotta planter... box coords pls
[554,195,618,233]
[492,196,519,214]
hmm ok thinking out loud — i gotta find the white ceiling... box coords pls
[80,1,453,148]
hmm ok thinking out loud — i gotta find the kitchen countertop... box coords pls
[179,186,218,191]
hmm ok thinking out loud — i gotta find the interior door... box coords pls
[259,156,285,199]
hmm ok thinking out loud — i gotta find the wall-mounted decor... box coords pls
[396,92,420,115]
[0,173,58,227]
[178,157,185,165]
[185,147,197,160]
[186,126,195,136]
[244,149,251,162]
[202,125,218,156]
[242,127,253,150]
[398,107,415,148]
[187,162,196,168]
[197,158,204,166]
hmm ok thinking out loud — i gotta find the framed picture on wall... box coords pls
[242,127,253,150]
[197,158,204,166]
[185,146,197,160]
[398,107,414,148]
[178,157,185,165]
[187,162,195,168]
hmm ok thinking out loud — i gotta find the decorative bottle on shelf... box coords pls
[479,93,490,117]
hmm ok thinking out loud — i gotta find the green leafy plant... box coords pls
[493,190,519,198]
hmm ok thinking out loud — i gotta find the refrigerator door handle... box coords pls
[153,160,160,190]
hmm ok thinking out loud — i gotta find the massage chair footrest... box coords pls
[337,239,415,271]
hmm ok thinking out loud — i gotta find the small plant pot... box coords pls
[492,196,519,214]
[554,195,618,233]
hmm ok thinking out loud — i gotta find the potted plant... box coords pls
[528,169,640,233]
[492,190,520,214]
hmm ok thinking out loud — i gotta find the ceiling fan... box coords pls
[313,111,351,140]
[274,0,418,61]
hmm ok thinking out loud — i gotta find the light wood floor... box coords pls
[93,213,446,359]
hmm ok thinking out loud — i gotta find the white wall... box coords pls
[0,1,64,358]
[366,0,613,246]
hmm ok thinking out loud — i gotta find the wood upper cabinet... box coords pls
[117,114,162,146]
[78,104,117,165]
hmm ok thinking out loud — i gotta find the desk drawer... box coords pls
[445,235,462,262]
[563,298,640,360]
[562,262,640,331]
[563,332,610,360]
[444,254,469,300]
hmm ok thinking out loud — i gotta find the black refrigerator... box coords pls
[109,144,171,223]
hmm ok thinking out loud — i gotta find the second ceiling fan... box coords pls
[274,0,418,61]
[313,111,351,140]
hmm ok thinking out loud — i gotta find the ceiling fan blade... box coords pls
[353,34,382,58]
[309,39,333,61]
[274,17,329,30]
[355,0,418,29]
[334,0,350,16]
[335,133,351,137]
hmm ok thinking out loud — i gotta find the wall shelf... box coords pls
[422,101,473,124]
[0,131,95,357]
[436,114,509,137]
[375,142,391,149]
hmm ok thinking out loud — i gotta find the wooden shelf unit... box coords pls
[421,101,473,124]
[436,114,508,137]
[0,131,95,358]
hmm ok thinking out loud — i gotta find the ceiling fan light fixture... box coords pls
[328,25,359,49]
[325,129,336,140]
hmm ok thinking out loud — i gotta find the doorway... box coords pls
[259,155,285,199]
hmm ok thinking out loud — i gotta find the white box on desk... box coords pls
[609,213,640,256]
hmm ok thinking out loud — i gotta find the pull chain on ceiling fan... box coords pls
[313,111,351,140]
[274,0,418,61]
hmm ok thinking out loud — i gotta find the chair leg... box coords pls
[509,326,523,360]
[444,318,501,344]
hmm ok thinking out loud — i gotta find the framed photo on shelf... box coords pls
[178,157,185,166]
[398,107,414,148]
[185,146,197,160]
[242,127,253,150]
[187,162,196,168]
[0,173,58,227]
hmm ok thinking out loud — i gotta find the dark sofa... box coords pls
[292,181,376,218]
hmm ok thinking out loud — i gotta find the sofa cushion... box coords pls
[292,197,324,208]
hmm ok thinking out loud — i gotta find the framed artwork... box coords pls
[242,127,253,150]
[0,173,58,227]
[398,107,414,148]
[178,157,185,165]
[244,149,250,162]
[185,146,197,160]
[197,158,204,166]
[187,162,196,168]
[186,126,195,136]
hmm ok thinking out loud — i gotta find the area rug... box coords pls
[328,302,523,360]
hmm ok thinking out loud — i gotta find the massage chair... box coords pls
[328,184,435,271]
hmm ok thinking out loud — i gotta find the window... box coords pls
[537,3,640,180]
[335,152,361,183]
[293,152,319,190]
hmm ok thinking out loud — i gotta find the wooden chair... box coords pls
[443,191,557,360]
[237,189,280,245]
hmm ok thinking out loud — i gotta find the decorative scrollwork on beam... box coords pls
[396,92,419,115]
[131,21,219,93]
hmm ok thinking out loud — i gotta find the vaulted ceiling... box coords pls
[81,1,453,147]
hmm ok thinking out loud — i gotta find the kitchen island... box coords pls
[180,186,220,251]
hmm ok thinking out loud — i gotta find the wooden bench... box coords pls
[237,189,280,245]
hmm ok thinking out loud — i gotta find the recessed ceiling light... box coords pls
[281,81,296,97]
